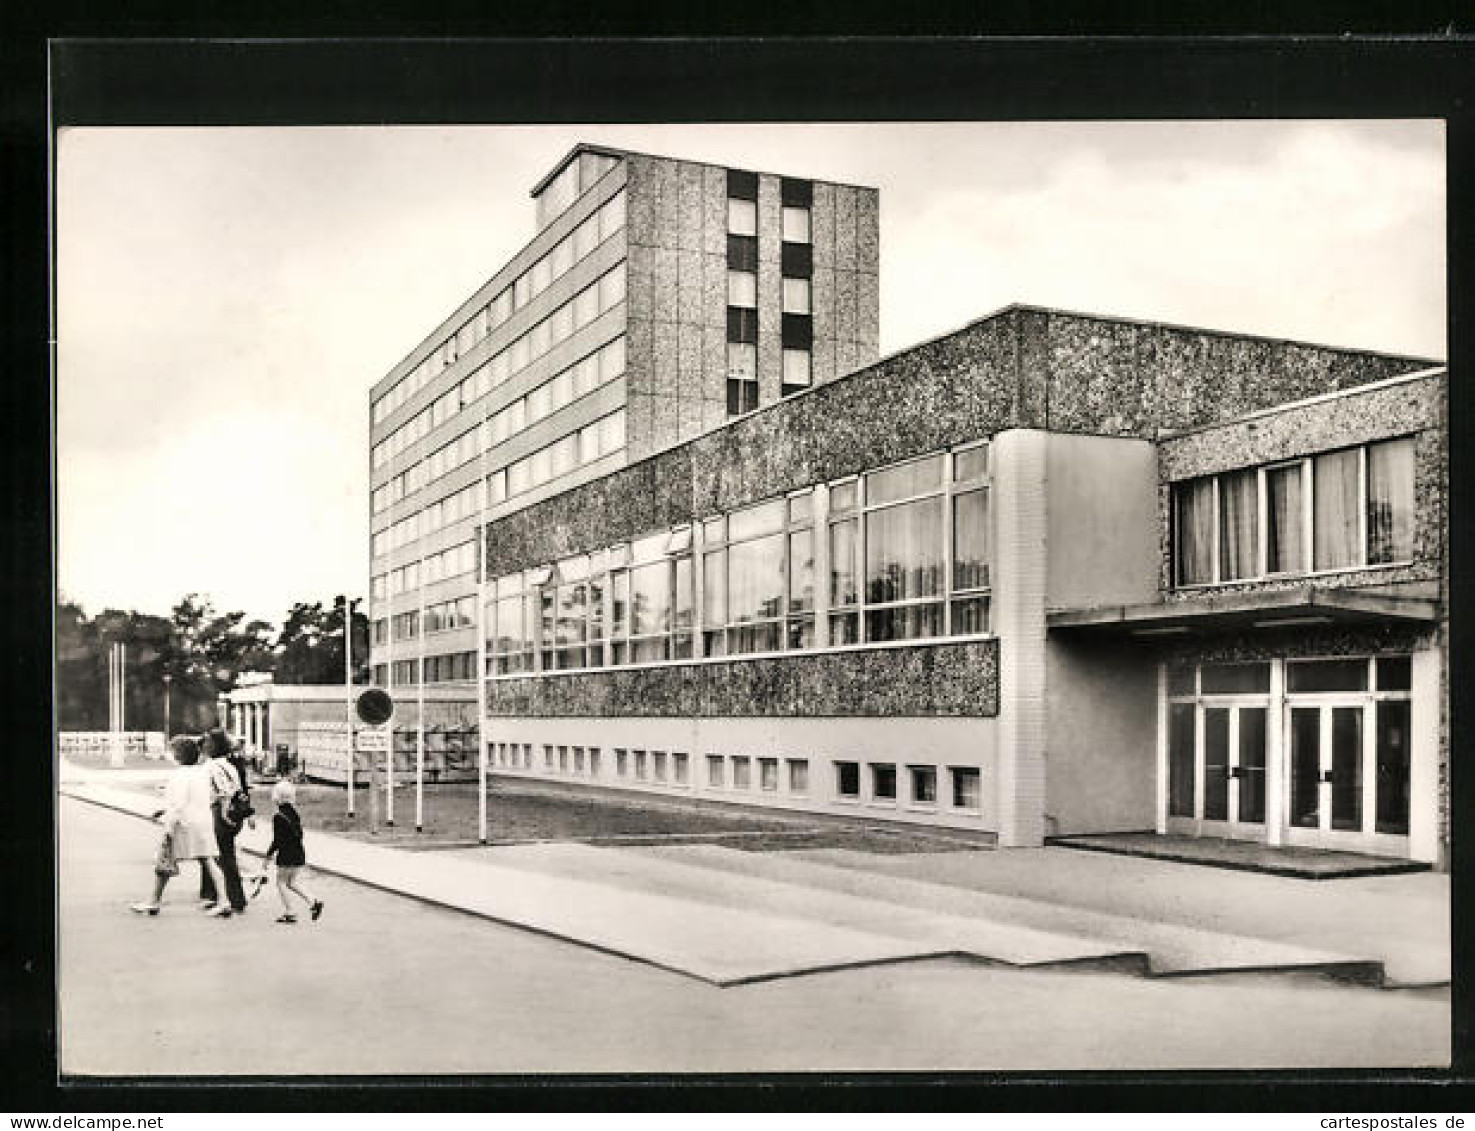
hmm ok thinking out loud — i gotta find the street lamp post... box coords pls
[162,673,172,739]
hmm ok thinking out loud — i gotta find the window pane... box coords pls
[950,767,980,809]
[830,480,857,514]
[729,498,785,541]
[781,206,811,243]
[953,444,989,482]
[787,528,814,613]
[788,759,809,793]
[726,342,757,379]
[865,496,944,604]
[1314,449,1361,570]
[1376,700,1412,835]
[950,596,989,635]
[1377,655,1412,690]
[1367,437,1415,564]
[952,489,989,591]
[1287,658,1369,693]
[782,348,812,389]
[727,270,757,307]
[1218,469,1259,580]
[872,764,897,800]
[829,611,859,645]
[707,755,725,787]
[1168,703,1196,818]
[1174,478,1215,585]
[865,602,943,642]
[1266,464,1305,574]
[728,533,784,624]
[910,766,936,804]
[836,762,859,798]
[628,560,669,642]
[866,454,944,506]
[782,276,811,314]
[727,197,757,236]
[1200,662,1270,695]
[1203,708,1230,821]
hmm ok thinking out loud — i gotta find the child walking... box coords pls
[264,780,324,925]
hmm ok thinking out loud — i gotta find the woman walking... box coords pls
[199,727,251,913]
[132,736,233,917]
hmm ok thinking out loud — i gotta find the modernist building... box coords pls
[367,144,880,725]
[476,305,1447,866]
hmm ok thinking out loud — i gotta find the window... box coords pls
[726,343,758,417]
[910,765,937,805]
[1313,449,1361,571]
[871,763,897,801]
[652,751,667,782]
[727,197,757,236]
[781,349,811,397]
[782,276,811,315]
[634,750,648,780]
[707,754,725,787]
[615,749,628,777]
[951,767,981,809]
[732,756,751,789]
[759,758,779,792]
[1173,437,1417,586]
[728,270,757,308]
[787,759,809,794]
[1266,464,1304,575]
[864,459,945,642]
[1367,437,1415,564]
[673,752,689,785]
[836,761,860,799]
[781,206,811,244]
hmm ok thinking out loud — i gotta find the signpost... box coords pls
[355,688,394,835]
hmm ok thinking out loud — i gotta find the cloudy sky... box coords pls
[56,120,1446,627]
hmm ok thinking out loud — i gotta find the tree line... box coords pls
[57,593,370,733]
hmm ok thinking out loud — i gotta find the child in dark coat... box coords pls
[265,780,324,925]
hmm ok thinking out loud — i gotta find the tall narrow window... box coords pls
[727,269,757,308]
[726,342,758,417]
[1218,468,1259,581]
[727,197,757,236]
[1313,448,1361,570]
[1367,437,1415,564]
[782,276,811,315]
[1174,478,1215,586]
[1266,464,1305,574]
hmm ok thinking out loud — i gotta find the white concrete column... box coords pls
[1409,646,1442,864]
[1154,664,1168,835]
[1265,658,1286,846]
[989,428,1050,848]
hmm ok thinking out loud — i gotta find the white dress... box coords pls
[161,762,218,860]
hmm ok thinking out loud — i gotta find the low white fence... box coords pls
[59,731,167,762]
[296,721,479,785]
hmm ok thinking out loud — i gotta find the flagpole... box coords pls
[416,550,426,833]
[477,404,490,847]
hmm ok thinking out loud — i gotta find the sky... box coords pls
[55,120,1446,629]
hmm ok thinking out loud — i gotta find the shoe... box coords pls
[208,904,233,918]
[130,903,160,916]
[198,899,216,909]
[276,914,297,924]
[310,900,324,921]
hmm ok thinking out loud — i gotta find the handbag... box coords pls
[154,831,179,877]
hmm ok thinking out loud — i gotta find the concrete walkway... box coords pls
[62,774,1441,989]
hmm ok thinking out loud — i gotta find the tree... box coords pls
[275,596,370,685]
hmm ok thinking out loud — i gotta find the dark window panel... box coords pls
[780,177,813,207]
[727,168,758,200]
[781,241,813,278]
[781,313,813,349]
[727,306,758,344]
[727,234,758,272]
[781,383,808,399]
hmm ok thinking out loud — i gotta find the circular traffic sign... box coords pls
[355,687,395,726]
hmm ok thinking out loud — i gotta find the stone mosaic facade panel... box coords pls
[485,638,1000,718]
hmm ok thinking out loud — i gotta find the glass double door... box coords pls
[1167,701,1268,838]
[1286,698,1411,848]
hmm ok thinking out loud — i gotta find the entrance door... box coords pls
[1167,701,1268,840]
[1284,657,1413,854]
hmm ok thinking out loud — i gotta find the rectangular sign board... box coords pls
[354,726,389,753]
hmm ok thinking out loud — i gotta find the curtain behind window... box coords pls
[1314,449,1361,570]
[1367,437,1415,564]
[1218,469,1259,580]
[1174,478,1214,585]
[1266,464,1304,573]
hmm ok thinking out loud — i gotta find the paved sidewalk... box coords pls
[63,776,1436,988]
[58,796,1452,1073]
